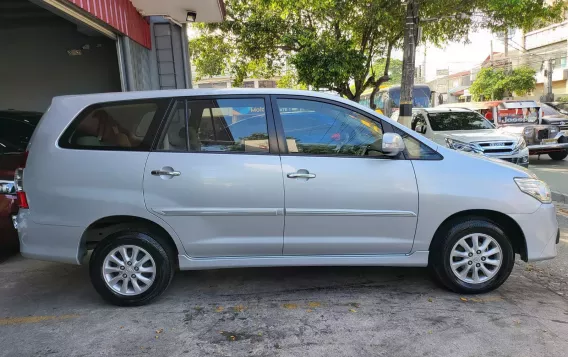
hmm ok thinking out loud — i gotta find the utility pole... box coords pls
[399,0,419,123]
[543,59,554,102]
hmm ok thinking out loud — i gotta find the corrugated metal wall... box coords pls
[67,0,151,48]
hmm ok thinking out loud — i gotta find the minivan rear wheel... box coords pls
[89,230,175,306]
[430,218,514,294]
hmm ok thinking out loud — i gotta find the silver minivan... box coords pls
[14,89,559,306]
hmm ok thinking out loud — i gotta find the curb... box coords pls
[552,191,568,204]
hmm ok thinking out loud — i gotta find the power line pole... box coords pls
[543,59,554,102]
[399,0,419,123]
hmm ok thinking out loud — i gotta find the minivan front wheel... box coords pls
[430,218,514,294]
[90,230,175,306]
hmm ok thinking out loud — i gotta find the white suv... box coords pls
[392,108,530,167]
[14,89,558,306]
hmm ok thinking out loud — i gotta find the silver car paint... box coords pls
[280,156,418,255]
[16,89,558,268]
[144,152,285,257]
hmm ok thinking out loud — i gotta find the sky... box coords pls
[393,29,506,82]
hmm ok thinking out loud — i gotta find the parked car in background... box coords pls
[440,101,568,161]
[0,110,41,259]
[543,102,568,116]
[392,107,530,167]
[15,89,558,306]
[540,102,568,137]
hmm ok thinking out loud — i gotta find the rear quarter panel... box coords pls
[23,97,185,254]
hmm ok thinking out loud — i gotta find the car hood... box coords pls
[436,129,520,143]
[436,144,534,176]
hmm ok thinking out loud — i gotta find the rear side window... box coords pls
[59,99,168,151]
[157,98,270,153]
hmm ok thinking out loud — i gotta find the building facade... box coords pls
[0,0,225,112]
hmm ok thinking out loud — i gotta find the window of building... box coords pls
[258,80,276,88]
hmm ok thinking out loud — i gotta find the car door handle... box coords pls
[151,170,181,177]
[287,170,316,179]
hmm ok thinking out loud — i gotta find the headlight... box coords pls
[445,138,482,153]
[514,178,551,203]
[523,127,534,136]
[514,137,527,152]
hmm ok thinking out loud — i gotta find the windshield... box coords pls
[427,112,495,131]
[548,102,568,114]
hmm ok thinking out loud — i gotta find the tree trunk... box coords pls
[370,42,394,110]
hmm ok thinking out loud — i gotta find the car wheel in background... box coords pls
[429,218,514,294]
[548,150,568,161]
[89,230,175,306]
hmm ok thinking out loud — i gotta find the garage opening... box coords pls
[0,0,122,113]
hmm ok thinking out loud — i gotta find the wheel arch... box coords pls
[79,215,182,265]
[428,209,528,261]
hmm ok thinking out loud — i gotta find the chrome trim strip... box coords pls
[285,209,417,217]
[152,208,284,216]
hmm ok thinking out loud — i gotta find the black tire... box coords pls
[548,150,568,161]
[89,229,175,306]
[429,217,514,294]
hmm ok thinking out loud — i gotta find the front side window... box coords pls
[277,99,385,157]
[427,112,494,131]
[158,98,270,153]
[60,100,164,150]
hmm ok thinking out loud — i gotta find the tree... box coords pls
[470,66,536,101]
[191,0,566,102]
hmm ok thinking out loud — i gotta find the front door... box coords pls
[143,96,285,257]
[273,97,419,255]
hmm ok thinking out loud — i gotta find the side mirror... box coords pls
[382,133,406,156]
[415,124,427,134]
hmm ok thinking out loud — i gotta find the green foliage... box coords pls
[277,71,307,89]
[470,66,536,101]
[372,58,403,86]
[189,33,232,81]
[190,0,566,101]
[556,96,568,103]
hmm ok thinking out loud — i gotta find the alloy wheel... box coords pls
[449,233,503,284]
[102,245,156,296]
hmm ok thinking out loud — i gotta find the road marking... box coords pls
[0,314,79,326]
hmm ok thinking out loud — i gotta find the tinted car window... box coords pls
[0,119,37,152]
[277,99,385,157]
[427,112,494,131]
[393,128,442,160]
[60,100,167,150]
[159,98,270,153]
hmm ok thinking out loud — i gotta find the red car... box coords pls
[0,110,41,260]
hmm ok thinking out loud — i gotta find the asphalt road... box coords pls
[1,208,567,357]
[530,155,568,196]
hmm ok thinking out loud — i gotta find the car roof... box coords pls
[53,88,344,103]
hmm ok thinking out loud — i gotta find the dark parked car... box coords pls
[0,110,41,259]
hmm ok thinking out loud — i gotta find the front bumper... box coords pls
[484,147,530,167]
[508,203,559,262]
[528,142,568,154]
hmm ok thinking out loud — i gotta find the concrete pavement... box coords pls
[0,209,567,357]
